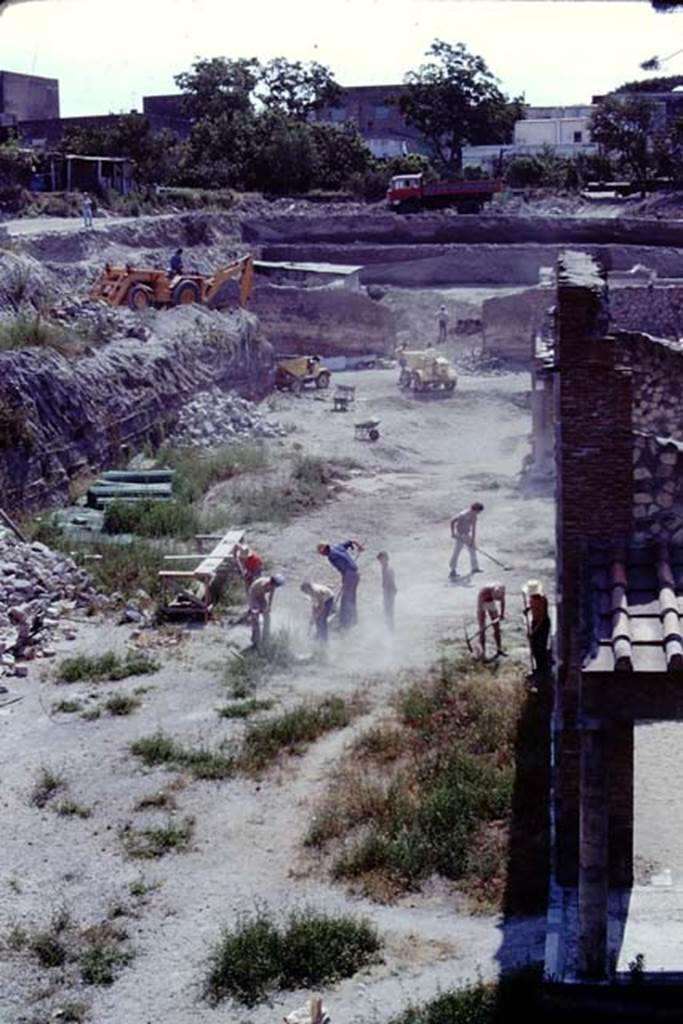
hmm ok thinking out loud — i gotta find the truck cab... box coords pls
[387,174,423,210]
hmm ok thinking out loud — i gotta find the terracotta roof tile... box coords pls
[583,542,683,674]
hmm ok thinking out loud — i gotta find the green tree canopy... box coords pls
[174,57,260,122]
[399,39,524,173]
[258,58,342,119]
[61,114,181,185]
[589,94,660,190]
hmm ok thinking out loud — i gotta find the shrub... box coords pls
[387,967,543,1024]
[102,499,198,539]
[130,732,234,780]
[205,906,381,1006]
[80,941,134,985]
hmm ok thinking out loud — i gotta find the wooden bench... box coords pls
[158,528,244,622]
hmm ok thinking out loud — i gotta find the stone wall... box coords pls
[0,308,272,512]
[633,433,683,544]
[615,330,683,437]
[249,283,396,356]
[609,284,683,341]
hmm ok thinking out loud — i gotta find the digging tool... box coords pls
[475,546,513,572]
[463,616,502,659]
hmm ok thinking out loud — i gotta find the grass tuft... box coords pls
[56,800,92,819]
[80,940,134,986]
[57,650,158,684]
[104,692,142,716]
[130,732,235,780]
[217,697,275,719]
[30,766,66,808]
[387,966,543,1024]
[121,816,195,860]
[238,697,363,773]
[204,906,382,1006]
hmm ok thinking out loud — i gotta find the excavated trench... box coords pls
[2,206,682,511]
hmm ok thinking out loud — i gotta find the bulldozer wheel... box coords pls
[411,373,424,391]
[368,428,380,442]
[127,284,153,311]
[444,380,456,392]
[172,279,201,306]
[315,372,330,389]
[290,378,303,396]
[398,369,411,389]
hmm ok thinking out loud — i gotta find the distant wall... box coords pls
[250,283,396,356]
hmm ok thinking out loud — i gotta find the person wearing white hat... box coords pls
[523,578,551,682]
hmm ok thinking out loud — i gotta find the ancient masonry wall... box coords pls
[632,433,683,544]
[554,253,635,886]
[0,310,272,512]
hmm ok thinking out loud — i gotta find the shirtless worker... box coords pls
[476,582,506,660]
[449,502,484,580]
[300,581,335,643]
[247,574,285,650]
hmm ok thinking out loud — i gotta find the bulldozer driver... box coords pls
[168,248,184,280]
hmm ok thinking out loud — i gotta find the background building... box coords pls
[0,70,59,125]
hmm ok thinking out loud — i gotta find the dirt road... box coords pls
[0,368,553,1024]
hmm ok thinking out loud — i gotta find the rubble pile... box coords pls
[166,388,289,447]
[49,299,150,342]
[0,529,106,676]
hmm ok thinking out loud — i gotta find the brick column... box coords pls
[554,252,634,886]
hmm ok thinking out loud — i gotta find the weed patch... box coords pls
[205,906,381,1006]
[217,697,275,719]
[135,791,177,811]
[130,731,234,780]
[56,800,91,819]
[238,696,363,773]
[57,650,158,684]
[224,630,296,697]
[307,657,547,910]
[230,454,344,525]
[387,966,543,1024]
[52,699,83,714]
[80,939,134,986]
[159,443,268,505]
[30,766,66,808]
[104,692,142,716]
[103,498,199,539]
[121,816,195,859]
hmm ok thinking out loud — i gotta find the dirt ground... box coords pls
[0,364,553,1024]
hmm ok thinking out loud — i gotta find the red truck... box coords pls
[386,173,503,213]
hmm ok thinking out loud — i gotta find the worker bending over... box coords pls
[449,502,484,580]
[318,539,363,629]
[300,581,335,643]
[476,582,506,659]
[247,574,285,650]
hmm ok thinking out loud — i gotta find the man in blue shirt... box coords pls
[169,248,184,279]
[318,539,364,628]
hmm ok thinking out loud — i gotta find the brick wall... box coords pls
[554,252,635,885]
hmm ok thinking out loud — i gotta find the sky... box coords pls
[1,0,683,116]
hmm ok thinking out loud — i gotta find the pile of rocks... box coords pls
[166,388,289,448]
[0,529,107,676]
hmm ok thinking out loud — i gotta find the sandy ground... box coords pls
[0,367,553,1024]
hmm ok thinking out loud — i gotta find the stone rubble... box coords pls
[165,387,290,448]
[0,528,107,677]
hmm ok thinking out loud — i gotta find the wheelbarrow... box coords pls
[332,383,356,412]
[354,418,380,442]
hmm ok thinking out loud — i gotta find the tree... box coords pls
[0,137,34,211]
[398,40,524,173]
[615,74,683,93]
[258,58,342,120]
[174,56,260,122]
[174,57,262,189]
[61,114,181,185]
[589,95,660,192]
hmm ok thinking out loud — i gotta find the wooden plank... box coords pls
[158,571,198,580]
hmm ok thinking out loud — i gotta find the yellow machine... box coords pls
[89,254,254,311]
[275,354,331,394]
[397,348,457,393]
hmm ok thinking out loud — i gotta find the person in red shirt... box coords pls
[232,543,264,595]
